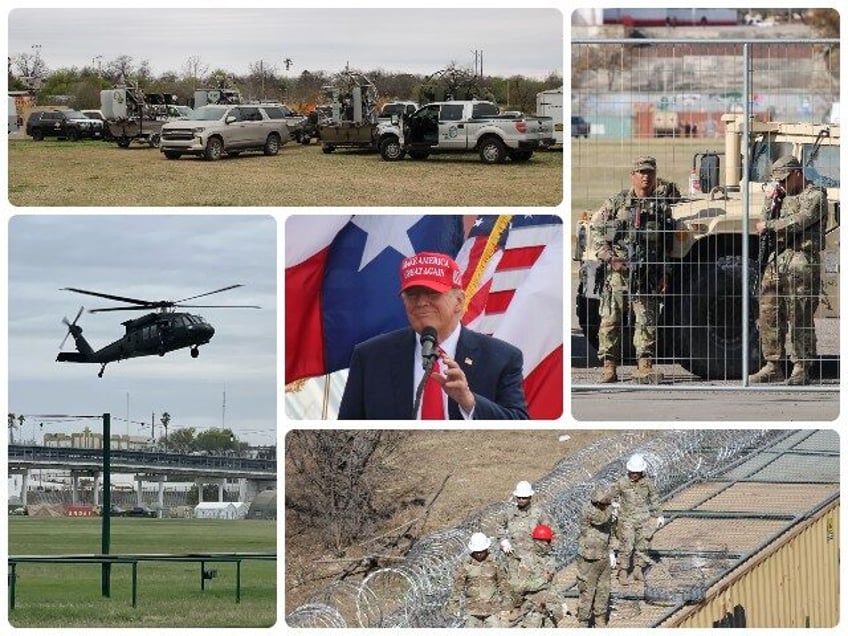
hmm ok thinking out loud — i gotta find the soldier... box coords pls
[609,453,665,586]
[493,480,557,558]
[749,155,828,386]
[576,486,617,627]
[448,532,510,628]
[506,524,567,628]
[590,156,680,384]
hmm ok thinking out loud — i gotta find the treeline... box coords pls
[9,53,562,114]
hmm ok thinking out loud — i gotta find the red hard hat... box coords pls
[532,524,553,542]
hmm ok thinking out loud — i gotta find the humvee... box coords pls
[574,114,840,379]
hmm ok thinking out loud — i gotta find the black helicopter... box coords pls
[56,285,260,377]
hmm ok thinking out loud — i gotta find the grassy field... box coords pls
[7,137,563,207]
[7,517,276,628]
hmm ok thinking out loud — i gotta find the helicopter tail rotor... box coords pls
[60,306,85,349]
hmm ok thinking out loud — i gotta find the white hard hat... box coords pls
[468,532,491,552]
[626,454,647,473]
[513,480,535,498]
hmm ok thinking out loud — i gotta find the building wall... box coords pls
[666,500,839,628]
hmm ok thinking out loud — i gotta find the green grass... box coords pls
[8,517,276,627]
[7,137,563,207]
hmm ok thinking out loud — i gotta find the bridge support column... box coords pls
[157,476,165,518]
[136,475,144,506]
[71,471,79,505]
[94,472,102,507]
[218,480,224,502]
[20,470,29,507]
[195,479,205,503]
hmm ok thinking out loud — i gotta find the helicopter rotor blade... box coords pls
[173,284,244,304]
[60,306,85,349]
[88,305,160,313]
[173,303,261,309]
[62,287,158,307]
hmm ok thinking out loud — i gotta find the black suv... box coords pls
[26,109,105,141]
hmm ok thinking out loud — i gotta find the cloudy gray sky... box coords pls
[7,215,276,446]
[7,5,563,80]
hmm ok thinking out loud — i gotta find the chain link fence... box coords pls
[570,37,840,388]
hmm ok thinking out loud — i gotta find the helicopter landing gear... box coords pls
[98,363,107,378]
[190,346,200,359]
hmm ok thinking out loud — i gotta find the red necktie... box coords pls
[421,359,445,419]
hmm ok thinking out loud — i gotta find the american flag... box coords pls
[456,215,563,418]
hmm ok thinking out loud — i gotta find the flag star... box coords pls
[351,216,420,271]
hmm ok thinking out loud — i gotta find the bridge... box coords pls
[8,444,276,510]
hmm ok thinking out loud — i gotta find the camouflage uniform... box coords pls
[492,501,556,558]
[448,553,510,628]
[609,474,660,574]
[590,177,679,365]
[757,181,827,370]
[506,543,565,628]
[576,498,616,625]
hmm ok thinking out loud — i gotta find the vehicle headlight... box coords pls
[192,127,206,134]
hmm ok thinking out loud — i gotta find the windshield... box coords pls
[191,106,229,121]
[66,111,87,119]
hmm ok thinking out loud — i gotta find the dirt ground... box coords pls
[284,429,618,614]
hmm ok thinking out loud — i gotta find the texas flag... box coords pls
[285,215,465,384]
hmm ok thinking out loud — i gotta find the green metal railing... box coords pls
[8,552,276,611]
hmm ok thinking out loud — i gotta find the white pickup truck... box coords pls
[375,100,555,164]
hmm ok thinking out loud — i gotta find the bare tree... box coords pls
[286,430,409,553]
[182,55,209,91]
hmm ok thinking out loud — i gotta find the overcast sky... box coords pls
[6,215,276,446]
[7,4,563,80]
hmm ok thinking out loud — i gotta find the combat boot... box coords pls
[786,362,810,386]
[617,568,630,586]
[594,614,608,627]
[600,359,618,383]
[631,358,663,384]
[748,361,784,384]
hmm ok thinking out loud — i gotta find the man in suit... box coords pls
[338,251,529,419]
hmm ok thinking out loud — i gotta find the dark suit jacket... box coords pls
[338,326,529,420]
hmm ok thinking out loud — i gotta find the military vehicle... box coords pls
[574,114,840,379]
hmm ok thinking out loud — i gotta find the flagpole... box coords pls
[462,215,512,312]
[321,373,331,420]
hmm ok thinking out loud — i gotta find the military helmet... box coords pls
[467,532,491,553]
[531,524,554,542]
[590,485,612,504]
[626,453,647,473]
[513,480,535,497]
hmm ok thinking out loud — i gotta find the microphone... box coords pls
[420,326,438,371]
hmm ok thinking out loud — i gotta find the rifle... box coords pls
[758,183,786,277]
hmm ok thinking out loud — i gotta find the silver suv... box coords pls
[159,104,289,160]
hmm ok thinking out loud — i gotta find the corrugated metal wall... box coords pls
[666,500,839,627]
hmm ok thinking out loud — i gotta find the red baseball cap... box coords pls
[399,252,462,294]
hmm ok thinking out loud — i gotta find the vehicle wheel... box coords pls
[300,136,311,145]
[204,137,224,160]
[68,128,82,141]
[148,133,161,148]
[673,255,760,380]
[510,150,533,162]
[409,149,430,160]
[31,129,44,141]
[379,136,405,161]
[117,137,131,148]
[321,144,335,154]
[576,283,635,366]
[163,150,181,160]
[479,137,507,164]
[263,133,281,156]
